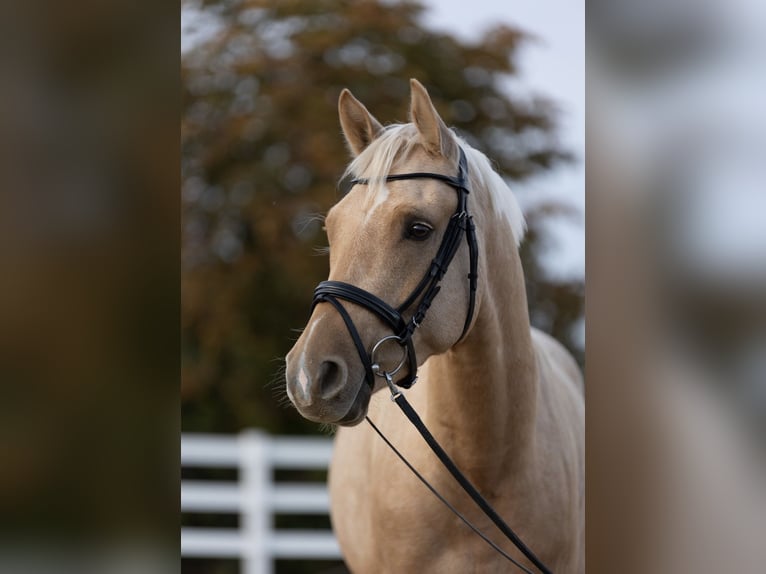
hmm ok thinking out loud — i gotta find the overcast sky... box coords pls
[422,1,584,165]
[421,0,584,280]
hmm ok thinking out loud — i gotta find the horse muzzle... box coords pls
[285,347,371,425]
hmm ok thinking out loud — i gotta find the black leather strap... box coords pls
[314,281,404,332]
[318,296,375,386]
[460,215,479,340]
[392,393,553,574]
[352,171,468,191]
[365,415,534,574]
[350,145,470,192]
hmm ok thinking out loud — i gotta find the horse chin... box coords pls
[334,379,372,427]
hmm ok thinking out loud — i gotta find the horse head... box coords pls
[285,80,479,425]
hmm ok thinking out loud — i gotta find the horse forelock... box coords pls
[340,123,526,246]
[341,123,419,198]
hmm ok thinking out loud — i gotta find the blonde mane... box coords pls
[342,123,526,246]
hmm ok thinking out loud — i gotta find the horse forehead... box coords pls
[396,146,449,172]
[330,188,396,232]
[362,181,449,226]
[333,151,455,226]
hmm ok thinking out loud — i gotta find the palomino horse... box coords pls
[285,79,584,573]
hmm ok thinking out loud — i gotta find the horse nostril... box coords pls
[317,359,345,399]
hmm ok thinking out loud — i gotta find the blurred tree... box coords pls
[182,0,582,435]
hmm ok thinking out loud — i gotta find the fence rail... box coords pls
[181,431,342,574]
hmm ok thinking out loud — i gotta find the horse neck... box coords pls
[424,213,538,479]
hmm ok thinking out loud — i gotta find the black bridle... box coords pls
[312,146,478,390]
[309,145,552,574]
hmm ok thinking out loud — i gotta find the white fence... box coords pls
[181,431,342,574]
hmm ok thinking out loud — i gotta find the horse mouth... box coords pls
[334,378,372,427]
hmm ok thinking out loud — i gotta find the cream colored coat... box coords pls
[286,80,584,573]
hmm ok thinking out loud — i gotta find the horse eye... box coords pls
[407,222,433,241]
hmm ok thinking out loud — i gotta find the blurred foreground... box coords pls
[0,0,179,571]
[588,0,766,571]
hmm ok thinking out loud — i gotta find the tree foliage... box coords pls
[182,0,582,435]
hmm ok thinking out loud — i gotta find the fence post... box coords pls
[240,430,272,574]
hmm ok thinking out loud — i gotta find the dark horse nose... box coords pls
[317,359,346,399]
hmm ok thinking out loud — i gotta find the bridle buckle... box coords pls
[385,370,403,399]
[371,363,403,399]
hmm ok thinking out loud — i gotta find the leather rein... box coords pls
[311,147,552,574]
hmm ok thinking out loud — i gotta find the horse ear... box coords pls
[409,79,452,156]
[338,89,384,157]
